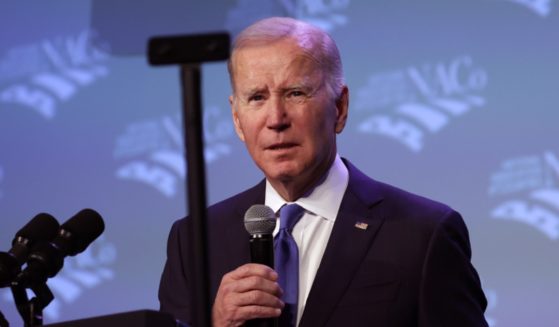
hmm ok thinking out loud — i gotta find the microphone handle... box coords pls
[249,234,274,267]
[248,234,277,327]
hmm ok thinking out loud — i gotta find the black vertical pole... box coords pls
[181,64,211,327]
[148,32,229,327]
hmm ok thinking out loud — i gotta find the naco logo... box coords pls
[501,0,554,17]
[355,55,488,153]
[1,236,116,320]
[291,0,350,32]
[482,286,498,327]
[489,151,559,240]
[114,109,234,197]
[226,0,350,33]
[0,30,110,120]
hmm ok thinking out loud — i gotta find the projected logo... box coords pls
[355,55,488,153]
[1,236,116,321]
[226,0,350,33]
[0,30,110,120]
[502,0,554,17]
[114,109,234,197]
[489,151,559,240]
[483,287,498,327]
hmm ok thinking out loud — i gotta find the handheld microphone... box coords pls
[0,213,59,287]
[14,208,105,288]
[244,204,277,267]
[244,204,278,327]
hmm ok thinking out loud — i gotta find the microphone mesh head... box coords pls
[244,204,277,236]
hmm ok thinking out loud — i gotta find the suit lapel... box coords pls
[299,161,385,327]
[207,180,265,299]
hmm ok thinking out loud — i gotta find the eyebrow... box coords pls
[241,87,268,98]
[280,83,318,96]
[239,81,317,98]
[282,84,313,92]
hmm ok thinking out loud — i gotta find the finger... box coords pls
[231,305,282,321]
[226,275,283,296]
[231,290,285,308]
[227,263,278,282]
[213,290,283,326]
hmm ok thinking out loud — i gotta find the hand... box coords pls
[212,263,284,327]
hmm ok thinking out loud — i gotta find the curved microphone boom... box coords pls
[244,204,278,327]
[0,213,59,287]
[14,208,105,288]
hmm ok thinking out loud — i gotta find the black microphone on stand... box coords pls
[13,208,105,288]
[0,213,59,288]
[244,204,278,327]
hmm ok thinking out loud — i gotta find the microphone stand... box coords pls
[11,281,54,326]
[148,33,230,327]
[180,63,211,327]
[0,309,9,327]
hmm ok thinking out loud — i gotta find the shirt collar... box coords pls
[265,155,349,222]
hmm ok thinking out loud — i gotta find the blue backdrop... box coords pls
[1,1,558,326]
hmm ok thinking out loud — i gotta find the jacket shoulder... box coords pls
[345,159,459,229]
[172,179,265,229]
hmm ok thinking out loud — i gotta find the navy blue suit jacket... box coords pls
[159,160,488,326]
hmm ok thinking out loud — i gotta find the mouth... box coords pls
[266,142,298,151]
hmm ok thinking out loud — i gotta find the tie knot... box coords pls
[279,203,305,231]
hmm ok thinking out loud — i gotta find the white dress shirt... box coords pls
[265,155,349,326]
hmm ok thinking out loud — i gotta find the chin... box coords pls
[267,170,297,182]
[263,164,301,183]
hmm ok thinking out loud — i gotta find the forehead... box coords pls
[231,39,322,89]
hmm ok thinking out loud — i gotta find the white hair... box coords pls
[228,17,345,99]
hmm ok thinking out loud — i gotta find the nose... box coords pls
[266,96,290,132]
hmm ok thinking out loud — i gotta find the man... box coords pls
[159,17,488,327]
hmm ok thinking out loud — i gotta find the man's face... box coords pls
[229,38,348,190]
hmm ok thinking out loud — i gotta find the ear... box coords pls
[230,95,246,142]
[334,86,349,134]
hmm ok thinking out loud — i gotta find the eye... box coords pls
[288,90,305,97]
[248,94,265,102]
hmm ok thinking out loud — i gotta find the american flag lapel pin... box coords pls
[354,221,368,230]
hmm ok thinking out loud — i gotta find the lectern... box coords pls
[44,310,178,327]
